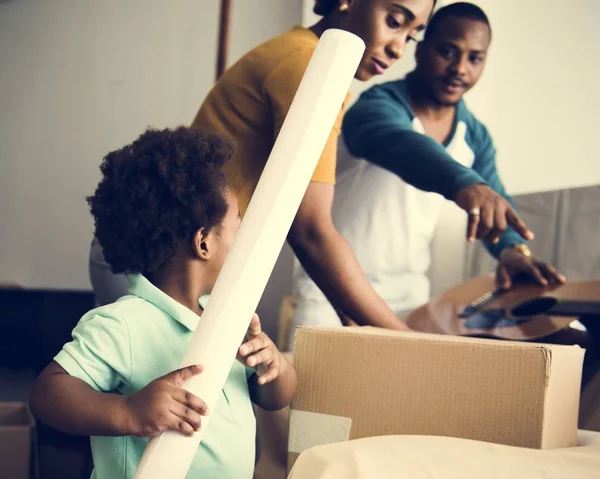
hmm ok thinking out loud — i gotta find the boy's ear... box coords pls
[193,228,213,261]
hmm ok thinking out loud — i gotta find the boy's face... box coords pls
[211,187,241,275]
[416,16,490,106]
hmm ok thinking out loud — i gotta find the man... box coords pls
[291,2,566,341]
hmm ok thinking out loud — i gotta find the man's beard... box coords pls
[429,89,460,108]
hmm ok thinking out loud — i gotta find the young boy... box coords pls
[30,127,297,478]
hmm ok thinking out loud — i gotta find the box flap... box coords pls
[542,346,585,448]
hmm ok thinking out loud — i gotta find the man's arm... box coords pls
[287,182,408,330]
[471,124,565,289]
[343,89,533,244]
[342,91,485,200]
[470,127,525,258]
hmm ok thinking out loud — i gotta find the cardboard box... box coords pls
[0,402,36,479]
[288,327,585,469]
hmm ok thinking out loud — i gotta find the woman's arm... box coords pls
[288,182,409,330]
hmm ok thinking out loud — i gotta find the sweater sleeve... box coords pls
[342,87,486,201]
[470,121,525,258]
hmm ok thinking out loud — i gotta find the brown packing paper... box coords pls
[287,433,600,479]
[288,327,585,471]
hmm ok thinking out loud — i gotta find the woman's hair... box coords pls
[313,0,438,17]
[313,0,338,16]
[87,127,233,275]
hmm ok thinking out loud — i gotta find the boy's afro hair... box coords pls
[87,127,233,275]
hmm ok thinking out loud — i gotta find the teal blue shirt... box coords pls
[342,77,525,258]
[54,274,256,479]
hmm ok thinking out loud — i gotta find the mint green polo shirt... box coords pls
[54,274,256,479]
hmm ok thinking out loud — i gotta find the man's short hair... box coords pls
[424,2,491,43]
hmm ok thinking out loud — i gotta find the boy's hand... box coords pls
[125,365,208,437]
[238,314,282,386]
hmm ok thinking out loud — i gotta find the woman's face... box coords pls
[341,0,434,81]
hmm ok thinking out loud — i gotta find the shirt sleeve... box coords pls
[342,88,486,200]
[471,122,525,258]
[54,312,132,393]
[263,54,347,185]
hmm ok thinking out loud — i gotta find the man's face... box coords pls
[416,16,490,106]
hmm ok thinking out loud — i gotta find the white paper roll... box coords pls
[134,29,365,479]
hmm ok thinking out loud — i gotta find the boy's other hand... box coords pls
[125,364,208,437]
[238,314,283,386]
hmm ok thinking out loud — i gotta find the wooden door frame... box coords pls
[216,0,232,81]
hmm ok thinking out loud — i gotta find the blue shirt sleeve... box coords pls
[470,121,525,258]
[342,86,486,201]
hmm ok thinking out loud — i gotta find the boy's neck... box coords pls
[148,263,210,317]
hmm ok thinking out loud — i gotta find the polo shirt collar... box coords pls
[126,273,200,331]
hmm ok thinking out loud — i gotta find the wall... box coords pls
[305,0,600,195]
[0,0,301,286]
[0,0,302,336]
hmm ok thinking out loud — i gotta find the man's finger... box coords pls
[506,208,534,240]
[496,264,512,290]
[539,263,566,284]
[476,204,494,240]
[486,205,508,245]
[466,208,480,242]
[169,364,204,386]
[525,264,549,287]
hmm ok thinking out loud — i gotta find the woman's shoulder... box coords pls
[236,26,319,78]
[256,26,318,56]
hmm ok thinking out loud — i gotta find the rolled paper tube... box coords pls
[134,29,365,479]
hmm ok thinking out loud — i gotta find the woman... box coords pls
[90,0,436,337]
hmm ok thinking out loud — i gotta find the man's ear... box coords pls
[193,228,213,261]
